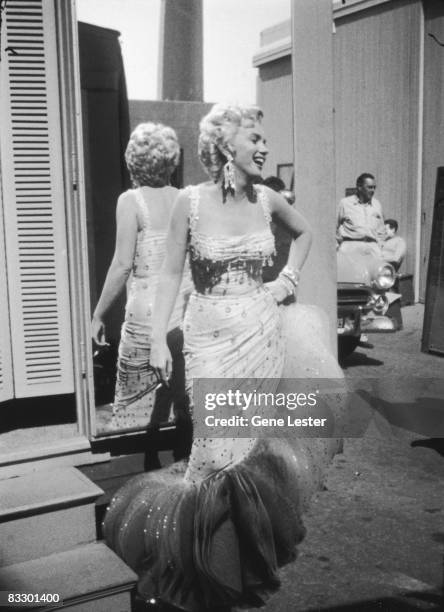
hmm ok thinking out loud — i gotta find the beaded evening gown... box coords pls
[111,186,191,430]
[103,185,346,610]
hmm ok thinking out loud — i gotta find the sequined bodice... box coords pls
[188,186,275,295]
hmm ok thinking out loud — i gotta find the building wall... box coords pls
[334,0,422,278]
[257,57,294,186]
[129,100,213,187]
[422,0,444,299]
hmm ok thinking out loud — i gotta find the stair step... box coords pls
[0,434,110,480]
[0,467,103,519]
[0,468,103,566]
[0,542,137,611]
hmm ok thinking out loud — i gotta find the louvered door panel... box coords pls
[0,0,74,397]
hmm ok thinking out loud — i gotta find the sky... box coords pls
[76,0,291,104]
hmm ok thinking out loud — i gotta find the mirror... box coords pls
[75,0,292,436]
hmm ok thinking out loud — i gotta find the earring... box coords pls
[222,154,235,202]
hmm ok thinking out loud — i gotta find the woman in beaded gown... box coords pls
[103,105,346,610]
[91,123,191,442]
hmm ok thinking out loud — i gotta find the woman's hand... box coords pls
[92,316,108,346]
[150,337,172,384]
[265,280,290,304]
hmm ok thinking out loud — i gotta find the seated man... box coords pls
[381,218,406,272]
[337,173,386,254]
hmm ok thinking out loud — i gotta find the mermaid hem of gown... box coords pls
[103,303,345,611]
[104,439,308,610]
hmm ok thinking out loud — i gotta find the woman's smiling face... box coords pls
[229,119,268,179]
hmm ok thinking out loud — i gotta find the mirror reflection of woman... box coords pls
[104,105,345,610]
[91,123,191,459]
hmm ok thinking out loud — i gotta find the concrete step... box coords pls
[0,433,110,480]
[0,542,137,611]
[0,468,103,566]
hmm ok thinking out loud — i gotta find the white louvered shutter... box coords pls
[0,0,74,397]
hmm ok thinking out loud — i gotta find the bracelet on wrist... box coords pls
[277,275,295,298]
[280,266,300,290]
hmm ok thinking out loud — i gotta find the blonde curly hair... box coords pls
[198,104,263,182]
[125,122,180,187]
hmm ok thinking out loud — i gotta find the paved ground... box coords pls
[341,304,443,378]
[247,304,444,611]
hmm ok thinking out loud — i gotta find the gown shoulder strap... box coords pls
[257,185,272,224]
[188,185,200,235]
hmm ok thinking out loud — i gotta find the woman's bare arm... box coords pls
[91,192,138,345]
[263,186,312,302]
[150,190,190,378]
[266,187,312,270]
